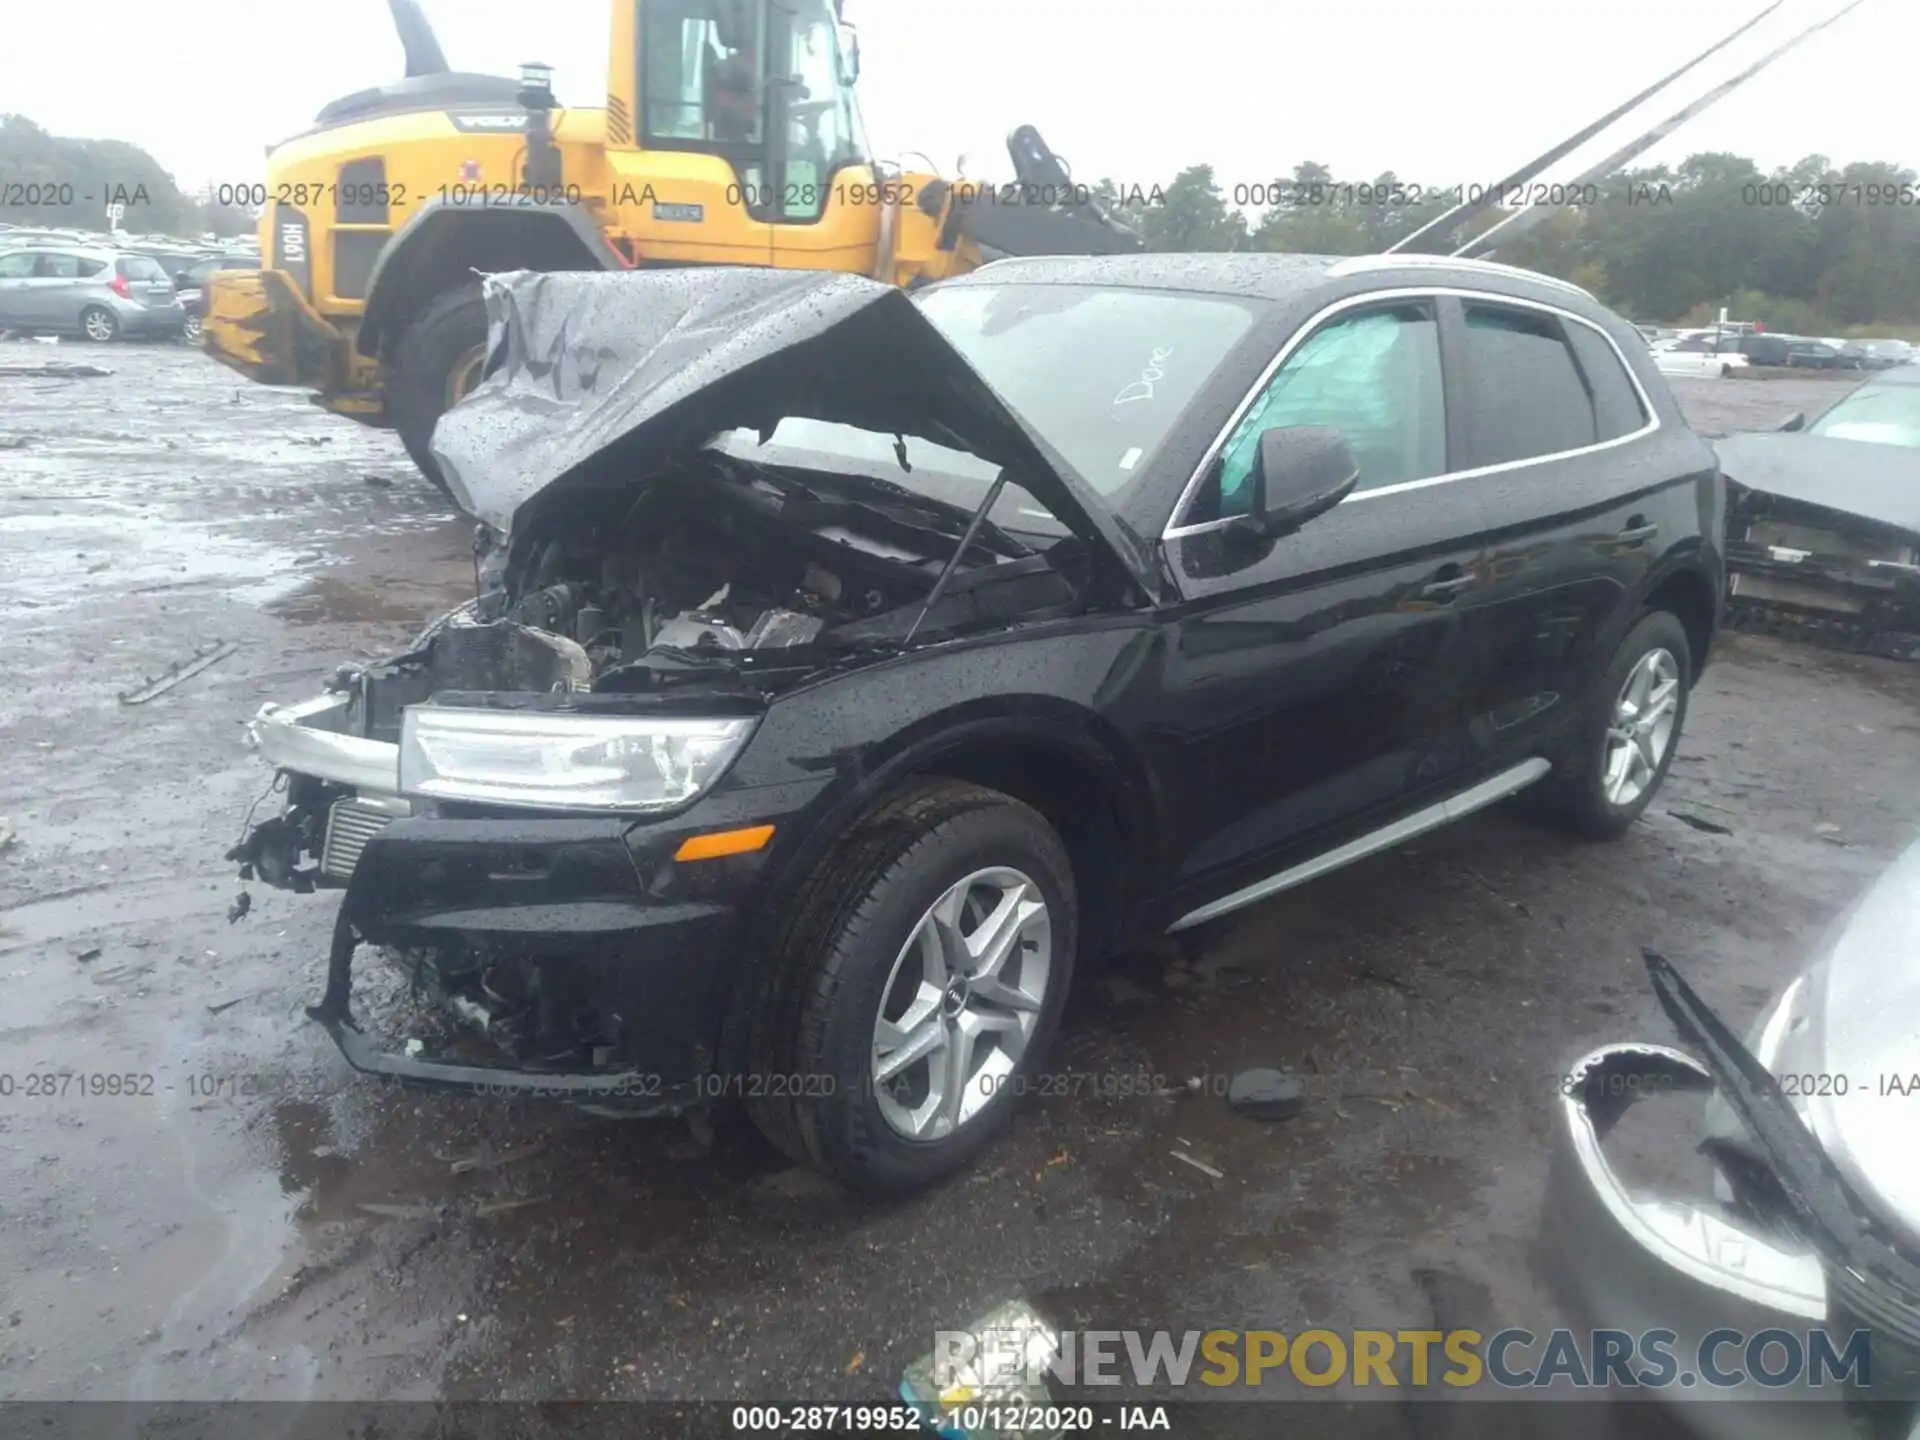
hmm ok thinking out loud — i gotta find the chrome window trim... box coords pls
[1326,252,1596,302]
[1162,285,1661,540]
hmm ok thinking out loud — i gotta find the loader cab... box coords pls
[624,0,871,223]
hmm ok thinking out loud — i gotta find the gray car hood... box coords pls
[429,267,1161,598]
[1770,835,1920,1233]
[1716,431,1920,539]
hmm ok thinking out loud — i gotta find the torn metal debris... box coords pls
[0,362,112,379]
[118,641,238,705]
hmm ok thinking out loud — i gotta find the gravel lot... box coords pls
[0,353,1910,1429]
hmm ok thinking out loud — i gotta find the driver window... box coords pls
[1186,303,1445,524]
[642,1,763,145]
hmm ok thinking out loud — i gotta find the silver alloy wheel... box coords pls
[83,309,117,342]
[1602,647,1681,808]
[183,314,202,344]
[870,866,1052,1140]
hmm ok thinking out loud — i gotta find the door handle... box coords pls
[1420,567,1478,601]
[1617,519,1659,544]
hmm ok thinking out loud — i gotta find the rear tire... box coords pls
[388,282,489,503]
[80,306,120,343]
[1535,610,1692,840]
[744,779,1078,1192]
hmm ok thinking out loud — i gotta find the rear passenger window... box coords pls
[1461,305,1596,466]
[37,253,88,279]
[1189,303,1446,522]
[1565,323,1648,441]
[116,256,167,281]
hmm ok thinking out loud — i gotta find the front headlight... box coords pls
[398,707,757,813]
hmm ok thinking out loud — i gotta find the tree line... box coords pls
[1094,153,1920,335]
[7,109,1915,333]
[0,115,254,238]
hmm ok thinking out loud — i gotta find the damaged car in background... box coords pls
[1545,843,1920,1439]
[1721,367,1920,659]
[230,254,1724,1190]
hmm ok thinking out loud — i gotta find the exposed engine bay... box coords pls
[333,452,1091,742]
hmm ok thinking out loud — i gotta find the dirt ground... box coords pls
[0,354,1910,1425]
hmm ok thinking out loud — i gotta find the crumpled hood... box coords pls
[1717,431,1920,540]
[1772,835,1920,1234]
[430,267,1160,597]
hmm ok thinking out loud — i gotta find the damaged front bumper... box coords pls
[235,692,825,1112]
[1546,1045,1834,1430]
[1544,961,1920,1436]
[1727,490,1920,660]
[231,693,407,891]
[1728,541,1920,659]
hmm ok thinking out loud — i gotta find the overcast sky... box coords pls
[1,0,1907,197]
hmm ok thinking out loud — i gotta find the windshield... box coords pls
[1808,383,1920,448]
[710,283,1264,537]
[915,283,1263,492]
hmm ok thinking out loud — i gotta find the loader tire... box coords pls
[389,282,489,504]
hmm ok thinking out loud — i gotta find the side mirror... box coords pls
[839,24,861,84]
[1777,411,1807,432]
[1233,426,1360,540]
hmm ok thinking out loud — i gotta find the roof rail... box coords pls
[1326,252,1594,302]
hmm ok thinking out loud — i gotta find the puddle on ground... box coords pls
[0,511,314,612]
[266,574,459,626]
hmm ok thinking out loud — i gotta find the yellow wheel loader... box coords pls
[202,0,1140,496]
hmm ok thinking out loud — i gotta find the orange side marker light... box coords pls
[673,824,775,862]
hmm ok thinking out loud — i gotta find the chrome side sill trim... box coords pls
[248,694,401,795]
[1165,757,1552,933]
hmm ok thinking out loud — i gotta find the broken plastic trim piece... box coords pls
[306,906,693,1108]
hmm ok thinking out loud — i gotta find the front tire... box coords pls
[80,306,121,343]
[387,282,489,502]
[1536,610,1692,839]
[746,780,1078,1192]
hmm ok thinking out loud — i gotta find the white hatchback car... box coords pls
[1653,334,1750,379]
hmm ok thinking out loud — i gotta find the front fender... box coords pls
[355,198,626,358]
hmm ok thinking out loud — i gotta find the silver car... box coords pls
[0,245,187,342]
[1547,841,1920,1437]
